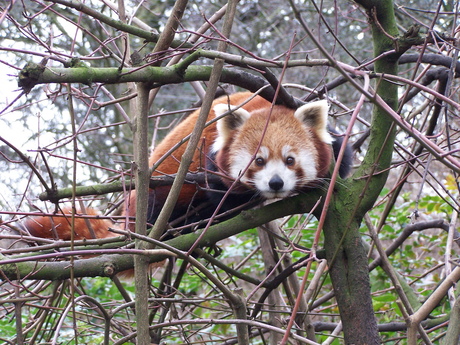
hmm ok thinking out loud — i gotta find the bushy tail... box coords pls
[24,207,116,240]
[23,207,163,279]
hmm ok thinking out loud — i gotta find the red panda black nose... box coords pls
[269,174,284,191]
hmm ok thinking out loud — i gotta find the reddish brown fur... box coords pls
[25,207,114,240]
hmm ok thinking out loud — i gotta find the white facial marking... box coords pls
[281,145,292,157]
[298,149,318,182]
[254,159,297,198]
[229,149,253,183]
[258,146,269,160]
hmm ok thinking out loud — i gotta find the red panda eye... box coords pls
[255,157,265,166]
[286,156,295,166]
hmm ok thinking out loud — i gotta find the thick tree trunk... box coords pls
[321,0,400,343]
[323,203,380,344]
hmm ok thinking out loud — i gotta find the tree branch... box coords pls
[45,0,190,48]
[0,191,322,280]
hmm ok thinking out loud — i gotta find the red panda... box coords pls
[24,91,351,241]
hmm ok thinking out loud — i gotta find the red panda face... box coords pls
[212,100,333,199]
[231,143,318,199]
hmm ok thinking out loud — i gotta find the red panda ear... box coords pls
[213,104,251,145]
[294,100,333,144]
[214,104,251,129]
